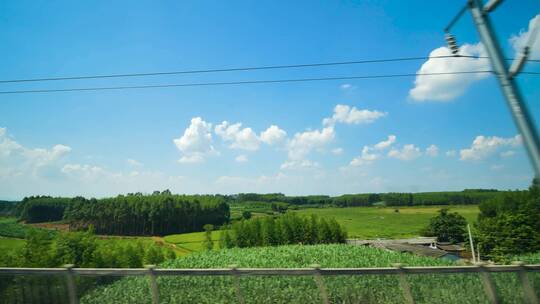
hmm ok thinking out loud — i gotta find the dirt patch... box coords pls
[27,222,70,231]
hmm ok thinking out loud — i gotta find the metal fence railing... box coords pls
[0,262,539,304]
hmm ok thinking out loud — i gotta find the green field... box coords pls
[81,244,537,304]
[294,205,479,239]
[0,205,481,258]
[0,237,25,253]
[164,230,222,253]
[0,217,56,239]
[161,205,480,254]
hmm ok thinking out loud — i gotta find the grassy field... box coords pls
[161,205,480,254]
[81,244,537,304]
[0,236,25,253]
[294,205,479,239]
[164,230,222,253]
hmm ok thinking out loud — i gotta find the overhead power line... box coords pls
[0,70,498,95]
[0,55,538,85]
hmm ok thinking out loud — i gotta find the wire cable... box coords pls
[445,3,469,32]
[0,71,495,95]
[3,55,537,85]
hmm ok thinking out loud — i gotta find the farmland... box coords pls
[164,230,222,253]
[0,205,480,258]
[294,205,479,239]
[159,205,479,253]
[81,244,537,304]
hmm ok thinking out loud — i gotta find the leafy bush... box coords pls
[476,178,540,259]
[0,229,175,268]
[422,208,467,243]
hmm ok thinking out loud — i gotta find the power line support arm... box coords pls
[468,0,540,178]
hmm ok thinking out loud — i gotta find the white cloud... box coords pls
[509,14,540,58]
[460,135,522,161]
[173,117,216,163]
[214,173,290,193]
[287,127,335,160]
[178,154,205,164]
[446,150,457,157]
[61,163,113,180]
[331,148,344,155]
[127,158,143,166]
[215,121,260,151]
[340,83,357,91]
[285,104,385,162]
[374,135,396,150]
[216,121,285,150]
[350,146,379,166]
[388,144,422,161]
[426,144,439,157]
[260,125,286,145]
[0,127,72,177]
[24,144,71,166]
[323,104,387,127]
[235,155,248,163]
[280,159,319,170]
[409,43,490,102]
[500,150,516,158]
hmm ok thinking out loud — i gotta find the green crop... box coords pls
[81,244,539,304]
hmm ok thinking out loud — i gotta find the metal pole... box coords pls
[512,261,539,304]
[145,265,160,304]
[63,264,78,304]
[476,262,500,304]
[467,224,476,263]
[311,264,330,304]
[468,0,540,178]
[229,265,245,304]
[392,263,415,304]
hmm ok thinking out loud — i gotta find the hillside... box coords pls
[81,244,532,304]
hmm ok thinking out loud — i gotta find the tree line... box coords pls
[64,193,230,236]
[0,200,18,217]
[0,229,175,268]
[475,178,540,260]
[0,228,176,303]
[420,179,540,262]
[233,190,506,208]
[16,191,230,236]
[18,196,71,223]
[219,213,347,248]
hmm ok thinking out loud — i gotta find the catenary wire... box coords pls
[0,71,496,95]
[0,55,538,84]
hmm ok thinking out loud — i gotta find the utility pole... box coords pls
[467,0,540,178]
[467,224,476,263]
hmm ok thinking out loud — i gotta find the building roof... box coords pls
[437,244,465,251]
[347,237,436,246]
[375,243,449,258]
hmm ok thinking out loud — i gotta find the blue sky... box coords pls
[1,0,539,199]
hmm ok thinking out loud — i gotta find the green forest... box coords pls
[16,192,230,236]
[233,189,506,208]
